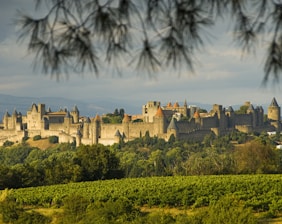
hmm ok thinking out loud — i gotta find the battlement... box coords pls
[0,98,280,146]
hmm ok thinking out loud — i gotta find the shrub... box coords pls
[22,136,29,142]
[3,140,14,147]
[33,135,41,141]
[48,136,59,144]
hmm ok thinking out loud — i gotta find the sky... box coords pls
[0,1,282,115]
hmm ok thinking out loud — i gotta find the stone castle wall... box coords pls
[0,98,280,146]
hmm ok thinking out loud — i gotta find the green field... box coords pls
[4,175,282,210]
[1,175,282,223]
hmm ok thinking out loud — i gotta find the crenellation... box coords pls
[0,98,281,146]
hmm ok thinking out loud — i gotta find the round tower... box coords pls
[153,107,166,136]
[92,114,101,144]
[268,97,281,131]
[122,114,131,142]
[268,97,280,121]
[3,111,10,130]
[167,118,179,140]
[71,105,79,123]
[83,117,90,139]
[76,129,82,146]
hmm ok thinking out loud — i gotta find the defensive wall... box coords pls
[0,98,280,146]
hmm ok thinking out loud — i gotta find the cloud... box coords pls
[0,1,281,115]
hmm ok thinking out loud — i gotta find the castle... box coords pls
[0,98,280,146]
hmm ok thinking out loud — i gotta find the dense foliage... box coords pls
[0,130,282,223]
[0,131,281,189]
[102,108,125,124]
[0,143,123,189]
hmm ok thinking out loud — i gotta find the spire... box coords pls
[94,114,101,121]
[12,109,18,116]
[155,107,164,117]
[85,117,91,123]
[114,130,122,137]
[72,105,79,113]
[173,102,179,108]
[226,106,234,112]
[65,111,71,118]
[4,111,10,117]
[270,97,279,107]
[184,99,187,107]
[167,118,178,130]
[248,104,255,111]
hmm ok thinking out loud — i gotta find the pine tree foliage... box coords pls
[16,0,282,82]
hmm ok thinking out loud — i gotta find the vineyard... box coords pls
[4,175,282,214]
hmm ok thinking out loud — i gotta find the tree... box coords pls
[76,144,122,180]
[16,0,282,83]
[234,140,278,174]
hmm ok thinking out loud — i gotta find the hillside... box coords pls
[1,175,282,223]
[25,138,56,150]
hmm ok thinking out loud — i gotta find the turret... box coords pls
[122,114,131,142]
[70,105,79,123]
[153,107,166,136]
[92,114,101,144]
[268,97,281,131]
[247,104,257,127]
[63,111,72,133]
[167,118,179,140]
[83,117,90,139]
[3,111,10,129]
[225,106,235,128]
[268,97,280,121]
[76,129,82,146]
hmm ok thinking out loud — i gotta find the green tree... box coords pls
[76,144,122,181]
[234,140,278,174]
[235,105,249,114]
[16,0,282,82]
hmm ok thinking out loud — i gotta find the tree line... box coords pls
[0,130,282,189]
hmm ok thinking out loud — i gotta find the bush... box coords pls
[3,140,14,147]
[48,136,58,144]
[33,135,41,141]
[22,136,29,142]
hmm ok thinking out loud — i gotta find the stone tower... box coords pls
[167,118,178,140]
[83,117,90,139]
[122,114,131,142]
[92,115,101,144]
[247,104,257,127]
[268,97,281,130]
[70,105,79,123]
[153,107,166,136]
[142,101,160,123]
[225,106,235,128]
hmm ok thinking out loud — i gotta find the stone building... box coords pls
[0,98,280,146]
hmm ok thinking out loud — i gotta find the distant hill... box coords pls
[0,93,269,121]
[0,94,105,119]
[0,94,141,120]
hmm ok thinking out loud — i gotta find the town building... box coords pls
[0,98,280,146]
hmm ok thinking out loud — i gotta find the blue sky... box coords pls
[0,1,281,114]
